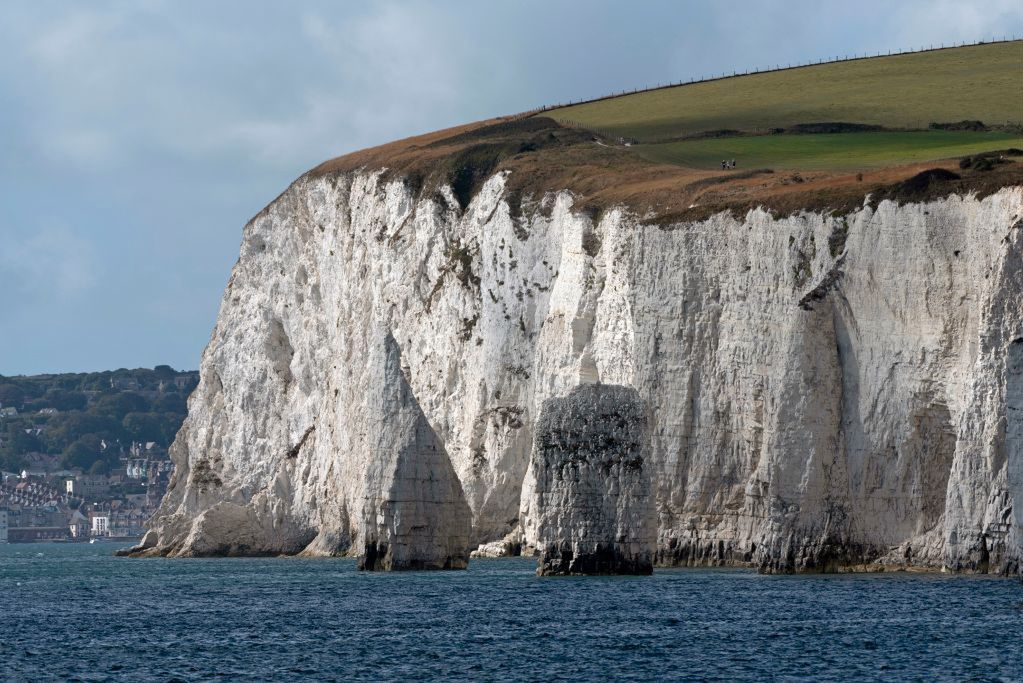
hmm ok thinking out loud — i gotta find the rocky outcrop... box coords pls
[470,526,523,558]
[527,384,654,575]
[128,164,1023,575]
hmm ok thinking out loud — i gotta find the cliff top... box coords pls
[549,41,1023,142]
[309,41,1023,221]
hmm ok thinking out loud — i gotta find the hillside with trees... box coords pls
[0,366,197,474]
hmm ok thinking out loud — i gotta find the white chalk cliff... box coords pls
[130,166,1023,574]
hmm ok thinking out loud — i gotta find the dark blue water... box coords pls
[2,543,1022,682]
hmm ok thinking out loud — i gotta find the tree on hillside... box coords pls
[19,381,46,401]
[158,413,184,444]
[6,424,42,456]
[41,413,120,453]
[94,392,150,420]
[43,389,88,411]
[89,459,111,475]
[62,434,104,470]
[81,374,112,391]
[0,449,25,473]
[52,375,83,392]
[0,383,25,408]
[153,392,187,414]
[153,365,177,379]
[123,412,165,443]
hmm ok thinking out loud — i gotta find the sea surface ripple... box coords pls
[2,543,1022,681]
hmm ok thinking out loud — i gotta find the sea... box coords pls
[1,542,1022,682]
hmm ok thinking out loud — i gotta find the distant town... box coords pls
[0,366,197,544]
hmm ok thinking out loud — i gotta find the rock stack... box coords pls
[528,384,655,575]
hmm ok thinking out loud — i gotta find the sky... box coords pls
[3,1,1022,375]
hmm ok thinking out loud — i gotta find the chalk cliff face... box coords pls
[131,166,1023,575]
[357,330,471,570]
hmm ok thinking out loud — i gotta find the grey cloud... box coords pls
[1,1,1022,374]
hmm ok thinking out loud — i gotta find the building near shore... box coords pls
[91,514,109,537]
[0,509,8,543]
[69,510,89,539]
[66,474,110,499]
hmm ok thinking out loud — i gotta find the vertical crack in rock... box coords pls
[529,384,655,575]
[358,331,472,570]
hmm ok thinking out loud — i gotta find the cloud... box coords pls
[2,0,1023,374]
[225,4,467,166]
[28,6,122,66]
[2,3,478,174]
[890,1,1023,47]
[0,226,99,301]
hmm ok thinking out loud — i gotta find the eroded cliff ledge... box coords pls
[125,157,1023,575]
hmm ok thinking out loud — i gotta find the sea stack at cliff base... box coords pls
[528,384,655,576]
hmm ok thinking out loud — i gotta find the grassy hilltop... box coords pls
[549,40,1023,171]
[315,41,1023,220]
[550,41,1023,139]
[640,130,1023,171]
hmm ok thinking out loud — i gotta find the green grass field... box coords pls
[637,131,1023,171]
[549,41,1023,141]
[544,41,1023,172]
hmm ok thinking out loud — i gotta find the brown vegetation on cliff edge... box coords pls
[307,115,1023,224]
